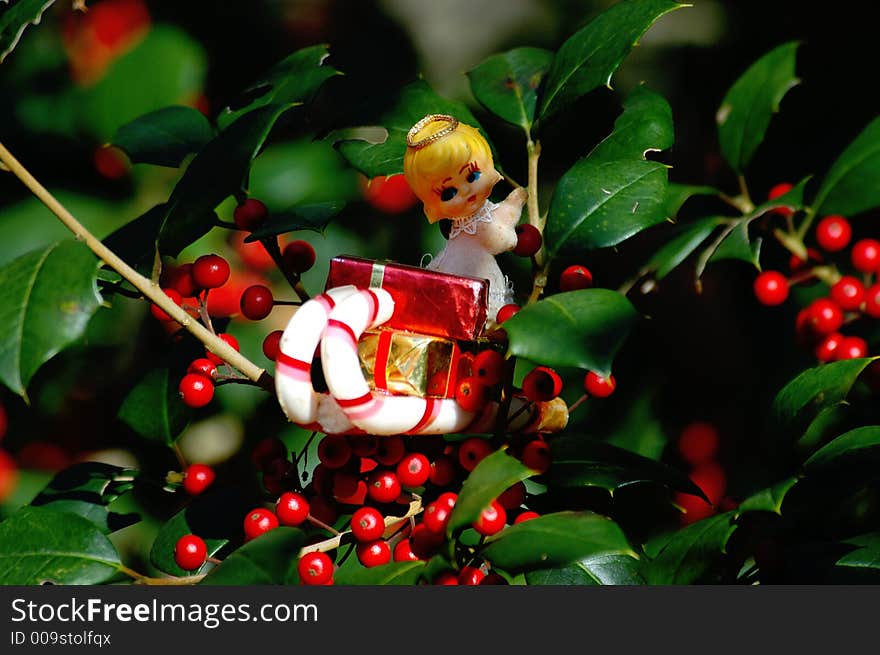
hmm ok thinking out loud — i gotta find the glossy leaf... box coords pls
[797,402,850,453]
[0,0,57,63]
[503,289,639,376]
[707,221,761,269]
[202,528,306,585]
[837,533,880,569]
[111,106,215,168]
[737,477,799,515]
[525,553,644,585]
[0,506,122,584]
[481,511,634,573]
[159,103,293,257]
[333,560,426,586]
[803,426,880,472]
[643,512,737,585]
[335,79,486,178]
[218,44,340,128]
[118,364,191,446]
[102,204,164,274]
[548,438,708,501]
[466,47,553,131]
[447,448,536,536]
[646,216,723,280]
[588,84,673,161]
[663,183,719,219]
[716,42,800,172]
[245,201,346,241]
[752,176,810,217]
[812,115,880,217]
[0,240,101,398]
[538,0,684,121]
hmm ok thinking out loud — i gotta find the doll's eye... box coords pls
[440,187,458,202]
[466,170,481,183]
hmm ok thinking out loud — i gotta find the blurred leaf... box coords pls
[804,426,880,472]
[102,204,164,275]
[645,216,723,280]
[0,240,101,398]
[481,511,634,573]
[159,103,293,257]
[447,448,536,536]
[335,79,486,178]
[202,527,306,585]
[246,201,346,241]
[548,438,708,501]
[643,512,736,584]
[603,390,667,460]
[0,506,122,584]
[537,0,684,121]
[589,85,673,161]
[118,363,191,446]
[525,553,643,585]
[333,560,426,586]
[503,289,638,376]
[663,183,719,219]
[716,41,800,173]
[737,477,799,515]
[218,44,340,128]
[812,115,880,217]
[111,106,215,167]
[467,47,553,131]
[837,533,880,569]
[0,0,57,63]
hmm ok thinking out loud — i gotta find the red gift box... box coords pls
[325,255,489,341]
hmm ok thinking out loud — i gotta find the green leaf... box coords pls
[663,183,719,219]
[447,448,536,536]
[0,0,56,63]
[737,477,799,515]
[0,240,101,398]
[646,216,723,280]
[804,426,880,472]
[644,512,737,584]
[537,0,684,121]
[218,44,340,128]
[548,438,708,501]
[333,560,426,586]
[812,115,880,217]
[111,106,215,168]
[752,176,810,217]
[102,204,164,275]
[589,84,674,161]
[245,201,345,241]
[335,79,487,178]
[0,506,122,584]
[603,390,667,460]
[716,41,800,173]
[159,103,293,257]
[771,357,878,437]
[525,553,644,585]
[837,533,880,569]
[466,47,553,131]
[118,363,191,446]
[201,528,306,585]
[707,221,761,269]
[481,511,634,573]
[797,402,850,453]
[503,289,639,376]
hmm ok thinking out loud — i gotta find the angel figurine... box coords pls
[404,114,527,326]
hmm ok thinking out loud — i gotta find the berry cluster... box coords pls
[672,422,732,525]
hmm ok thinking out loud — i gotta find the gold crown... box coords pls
[406,114,459,150]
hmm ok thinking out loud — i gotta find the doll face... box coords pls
[423,153,502,220]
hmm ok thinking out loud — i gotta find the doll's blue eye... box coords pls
[467,170,481,183]
[441,187,458,202]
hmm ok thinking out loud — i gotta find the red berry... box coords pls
[349,435,378,457]
[521,439,551,473]
[522,366,563,402]
[690,462,726,506]
[205,333,239,366]
[753,271,789,306]
[362,174,419,214]
[514,511,540,524]
[317,435,351,469]
[174,534,207,571]
[261,331,283,362]
[178,373,214,408]
[396,452,431,488]
[830,276,865,312]
[282,240,316,274]
[584,371,616,398]
[150,288,183,322]
[93,144,130,179]
[251,437,288,471]
[852,239,880,273]
[473,499,506,536]
[374,435,405,466]
[422,502,451,534]
[497,481,526,510]
[187,358,217,379]
[513,224,542,257]
[472,349,505,386]
[350,507,385,542]
[459,566,486,585]
[480,572,510,584]
[865,284,880,318]
[815,332,844,363]
[240,284,274,320]
[436,492,458,510]
[333,472,366,504]
[276,492,310,526]
[806,298,844,335]
[192,254,231,289]
[789,247,823,273]
[233,198,268,231]
[767,182,794,216]
[835,336,868,360]
[298,551,333,585]
[433,571,459,585]
[455,376,490,412]
[243,507,279,541]
[559,264,593,291]
[410,523,444,559]
[0,450,16,502]
[429,455,456,486]
[458,437,493,472]
[183,464,215,495]
[677,422,720,466]
[815,215,852,252]
[165,263,199,297]
[357,540,392,567]
[496,304,520,324]
[367,470,402,504]
[393,538,419,562]
[675,490,715,525]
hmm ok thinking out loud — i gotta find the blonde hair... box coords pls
[404,117,494,223]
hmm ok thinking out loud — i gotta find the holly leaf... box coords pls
[118,363,191,446]
[663,183,719,219]
[643,512,737,584]
[503,289,638,377]
[218,44,340,128]
[447,448,536,536]
[645,216,723,280]
[159,103,294,257]
[111,106,215,168]
[0,240,101,398]
[837,533,880,570]
[245,201,345,241]
[0,0,57,64]
[707,221,761,269]
[0,506,122,584]
[525,553,644,585]
[467,47,553,131]
[202,527,307,585]
[335,79,487,178]
[333,560,426,586]
[803,426,880,473]
[589,84,674,161]
[737,477,800,516]
[716,41,800,173]
[812,115,880,217]
[537,0,685,121]
[102,204,164,275]
[480,511,634,573]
